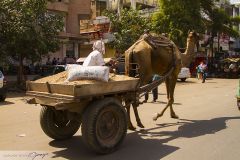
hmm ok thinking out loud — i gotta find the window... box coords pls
[66,43,75,58]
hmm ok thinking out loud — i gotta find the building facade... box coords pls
[46,0,91,63]
[46,0,158,61]
[231,0,240,57]
[78,0,159,58]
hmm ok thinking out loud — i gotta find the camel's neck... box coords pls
[181,38,196,67]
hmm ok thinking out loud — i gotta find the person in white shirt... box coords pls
[82,40,105,66]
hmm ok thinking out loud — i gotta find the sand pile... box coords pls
[35,71,135,85]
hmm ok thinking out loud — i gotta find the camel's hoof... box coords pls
[153,113,160,121]
[128,125,136,131]
[137,123,145,128]
[171,114,179,119]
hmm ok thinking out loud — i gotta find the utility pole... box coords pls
[117,0,123,19]
[130,0,136,10]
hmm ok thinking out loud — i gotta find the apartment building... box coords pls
[79,0,114,58]
[108,0,157,10]
[78,0,159,58]
[231,0,240,56]
[46,0,91,63]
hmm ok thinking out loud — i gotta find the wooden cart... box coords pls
[26,76,140,154]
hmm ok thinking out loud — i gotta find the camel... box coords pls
[124,31,199,130]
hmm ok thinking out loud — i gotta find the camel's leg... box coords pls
[132,103,145,128]
[153,78,171,121]
[125,102,136,130]
[168,76,179,119]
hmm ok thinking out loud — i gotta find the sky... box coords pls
[230,0,240,4]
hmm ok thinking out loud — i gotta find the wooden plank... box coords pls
[28,82,48,92]
[74,79,138,97]
[50,84,74,95]
[27,77,139,97]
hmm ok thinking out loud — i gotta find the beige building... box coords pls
[46,0,91,63]
[108,0,158,10]
[45,0,158,62]
[79,0,115,58]
[78,0,159,58]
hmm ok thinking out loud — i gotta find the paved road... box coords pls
[0,78,239,160]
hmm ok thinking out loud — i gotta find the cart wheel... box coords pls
[40,106,81,140]
[81,98,127,154]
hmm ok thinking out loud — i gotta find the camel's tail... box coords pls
[125,50,132,76]
[125,49,137,77]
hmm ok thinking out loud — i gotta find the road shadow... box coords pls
[145,100,182,106]
[205,81,217,83]
[49,116,240,160]
[177,80,197,84]
[0,101,14,106]
[139,116,240,144]
[49,132,179,160]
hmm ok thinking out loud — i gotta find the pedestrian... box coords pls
[200,61,207,83]
[52,57,57,65]
[82,40,105,66]
[56,58,61,65]
[196,64,202,80]
[46,57,51,65]
[143,74,161,103]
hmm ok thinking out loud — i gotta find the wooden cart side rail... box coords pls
[26,91,77,102]
[27,89,137,101]
[26,78,140,97]
[26,81,75,96]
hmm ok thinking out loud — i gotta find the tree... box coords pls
[152,0,207,47]
[203,5,240,53]
[152,0,240,52]
[104,9,151,53]
[117,0,123,18]
[0,0,64,84]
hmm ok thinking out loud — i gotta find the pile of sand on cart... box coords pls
[34,71,135,85]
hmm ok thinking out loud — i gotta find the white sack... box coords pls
[65,64,81,71]
[66,66,109,82]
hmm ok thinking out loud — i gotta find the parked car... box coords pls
[0,70,7,102]
[178,67,191,82]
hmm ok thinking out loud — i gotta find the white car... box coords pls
[0,70,7,101]
[178,67,191,82]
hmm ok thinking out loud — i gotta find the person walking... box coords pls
[196,64,202,80]
[143,74,161,103]
[200,61,207,83]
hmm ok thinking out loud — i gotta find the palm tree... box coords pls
[201,0,240,53]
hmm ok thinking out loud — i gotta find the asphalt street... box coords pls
[0,78,239,160]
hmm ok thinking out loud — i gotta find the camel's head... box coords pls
[188,31,199,42]
[188,31,200,50]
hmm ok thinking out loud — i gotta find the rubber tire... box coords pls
[81,98,127,154]
[0,95,6,102]
[181,78,186,82]
[40,106,81,140]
